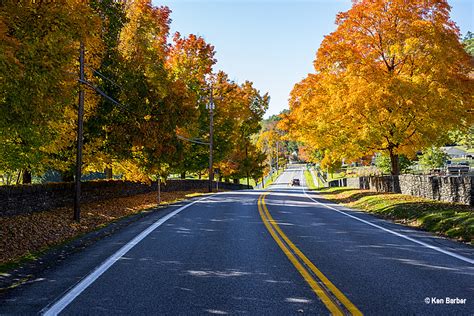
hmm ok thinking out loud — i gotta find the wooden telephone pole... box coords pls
[74,42,85,222]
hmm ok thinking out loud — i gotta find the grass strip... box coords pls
[319,187,473,244]
[311,169,326,187]
[263,168,283,188]
[304,170,317,190]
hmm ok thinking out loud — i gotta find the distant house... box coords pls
[441,146,467,159]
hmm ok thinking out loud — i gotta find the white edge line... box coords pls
[42,196,209,316]
[301,183,474,265]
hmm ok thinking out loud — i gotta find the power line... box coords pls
[80,63,215,147]
[78,79,135,116]
[80,78,212,146]
[85,64,123,90]
[176,134,209,145]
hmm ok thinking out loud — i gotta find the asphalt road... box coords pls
[1,164,473,315]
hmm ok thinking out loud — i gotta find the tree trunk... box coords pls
[105,167,113,180]
[233,178,239,184]
[7,172,14,185]
[180,171,186,179]
[22,168,32,184]
[61,169,75,182]
[389,150,400,175]
[388,149,401,193]
[16,170,22,185]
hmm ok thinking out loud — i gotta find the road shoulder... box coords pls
[0,194,211,311]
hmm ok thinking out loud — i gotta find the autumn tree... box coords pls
[0,0,269,185]
[285,73,358,170]
[0,0,102,183]
[94,0,193,181]
[289,0,473,177]
[205,72,267,183]
[166,32,216,178]
[257,111,295,175]
[82,0,128,180]
[446,32,474,149]
[220,80,269,184]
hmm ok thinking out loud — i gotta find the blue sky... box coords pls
[154,0,474,118]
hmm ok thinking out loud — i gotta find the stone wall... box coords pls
[346,177,370,190]
[346,175,473,205]
[327,178,347,187]
[398,175,472,205]
[0,180,251,217]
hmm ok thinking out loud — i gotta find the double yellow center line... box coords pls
[257,193,362,316]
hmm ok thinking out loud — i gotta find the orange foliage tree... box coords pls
[0,0,269,184]
[210,72,269,183]
[166,32,216,178]
[288,0,473,175]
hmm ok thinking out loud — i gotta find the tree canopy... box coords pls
[0,0,269,184]
[284,0,473,175]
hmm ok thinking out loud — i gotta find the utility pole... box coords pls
[276,141,279,171]
[207,85,215,193]
[245,144,250,187]
[157,175,161,205]
[74,42,85,222]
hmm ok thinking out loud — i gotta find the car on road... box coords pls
[291,178,300,186]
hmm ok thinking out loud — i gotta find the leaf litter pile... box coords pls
[0,190,208,267]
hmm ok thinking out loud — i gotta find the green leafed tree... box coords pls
[82,0,128,179]
[418,147,449,171]
[463,31,474,57]
[0,0,103,183]
[375,154,412,174]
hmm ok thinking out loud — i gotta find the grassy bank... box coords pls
[304,170,317,189]
[0,190,209,273]
[319,187,473,244]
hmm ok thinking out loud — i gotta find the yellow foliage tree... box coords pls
[0,0,103,182]
[289,0,473,175]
